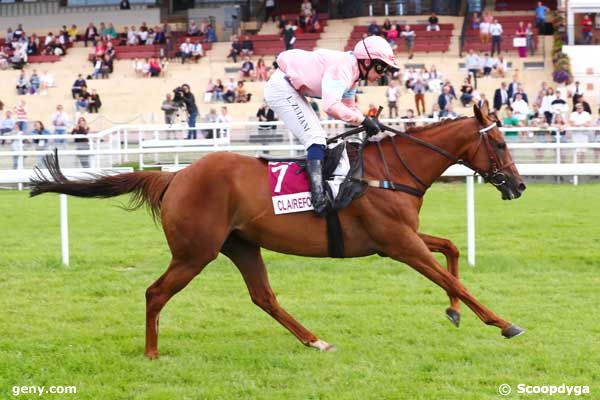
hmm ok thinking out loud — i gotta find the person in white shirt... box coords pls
[127,26,138,45]
[482,53,495,76]
[464,49,481,88]
[386,80,399,118]
[179,38,193,64]
[490,19,503,56]
[51,104,70,146]
[550,90,568,121]
[192,41,203,62]
[540,87,556,124]
[569,102,592,161]
[511,93,530,121]
[215,105,232,138]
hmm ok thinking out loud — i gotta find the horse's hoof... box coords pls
[144,350,160,359]
[309,339,337,352]
[502,324,525,339]
[446,307,460,328]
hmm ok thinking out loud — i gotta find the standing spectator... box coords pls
[413,79,426,116]
[540,87,556,124]
[0,110,16,145]
[72,117,90,167]
[84,22,98,47]
[465,50,481,89]
[493,81,510,112]
[120,0,131,9]
[535,1,549,32]
[204,24,217,43]
[582,14,593,44]
[88,89,102,113]
[11,129,24,169]
[427,13,440,31]
[31,121,50,167]
[16,70,28,95]
[386,22,399,50]
[400,25,415,59]
[241,35,254,57]
[283,21,297,50]
[437,85,454,113]
[569,80,585,108]
[477,93,490,110]
[181,84,199,139]
[386,80,399,119]
[470,12,481,30]
[569,102,592,162]
[490,19,503,57]
[227,35,242,63]
[265,0,276,23]
[256,58,269,81]
[479,16,490,44]
[515,22,527,58]
[367,20,380,36]
[51,104,69,145]
[14,100,28,134]
[526,23,535,55]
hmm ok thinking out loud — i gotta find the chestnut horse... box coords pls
[30,105,526,358]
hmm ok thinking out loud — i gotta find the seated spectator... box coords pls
[223,77,236,103]
[14,24,25,41]
[204,79,215,102]
[257,102,276,131]
[0,110,16,145]
[88,89,102,113]
[89,56,104,79]
[511,93,530,121]
[203,108,219,138]
[31,120,50,167]
[154,26,166,45]
[299,0,313,30]
[76,87,90,112]
[427,65,443,93]
[216,106,231,137]
[367,20,380,36]
[16,71,28,95]
[192,41,204,62]
[10,43,27,69]
[460,78,474,106]
[93,40,106,58]
[441,103,459,120]
[239,56,255,81]
[84,22,98,47]
[400,25,415,59]
[228,35,242,63]
[106,23,118,41]
[492,55,508,78]
[29,69,41,95]
[427,13,440,31]
[303,10,321,33]
[68,24,78,42]
[72,117,90,168]
[382,19,393,36]
[550,90,568,121]
[127,25,138,45]
[256,58,269,81]
[138,22,149,44]
[133,58,145,77]
[235,81,250,103]
[148,57,161,77]
[213,78,224,102]
[71,74,87,99]
[386,23,399,50]
[204,24,217,43]
[0,48,9,70]
[482,53,494,76]
[241,35,254,57]
[27,34,39,56]
[179,38,193,64]
[105,41,116,59]
[188,20,200,36]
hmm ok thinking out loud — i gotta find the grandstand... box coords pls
[0,0,598,171]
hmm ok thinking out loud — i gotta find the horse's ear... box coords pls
[473,104,485,125]
[480,100,490,116]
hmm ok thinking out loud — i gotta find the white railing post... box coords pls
[466,175,476,266]
[124,129,129,162]
[369,3,373,17]
[138,129,144,170]
[60,194,69,266]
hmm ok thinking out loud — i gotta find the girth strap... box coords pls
[363,179,425,197]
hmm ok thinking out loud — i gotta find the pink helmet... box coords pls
[353,35,401,71]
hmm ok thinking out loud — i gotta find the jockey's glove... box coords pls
[362,117,381,137]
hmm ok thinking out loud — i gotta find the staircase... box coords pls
[316,19,354,51]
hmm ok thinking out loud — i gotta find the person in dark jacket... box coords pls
[181,84,199,139]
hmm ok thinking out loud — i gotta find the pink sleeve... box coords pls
[321,64,365,125]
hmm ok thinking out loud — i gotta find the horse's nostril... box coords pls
[518,183,527,192]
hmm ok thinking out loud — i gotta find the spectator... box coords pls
[502,107,523,142]
[464,49,481,89]
[256,58,269,82]
[511,93,530,121]
[68,24,78,42]
[213,78,224,102]
[0,110,16,145]
[382,19,392,36]
[582,14,593,44]
[228,35,242,63]
[148,57,161,76]
[367,20,380,36]
[161,93,178,135]
[265,0,276,23]
[90,56,104,79]
[120,0,131,9]
[493,81,510,112]
[84,22,98,47]
[10,43,27,70]
[223,77,236,103]
[31,120,50,167]
[202,108,219,138]
[11,129,24,169]
[427,65,443,92]
[479,15,490,44]
[516,21,527,58]
[386,80,399,119]
[257,101,276,131]
[535,1,549,31]
[76,87,91,112]
[550,90,568,121]
[460,78,474,107]
[441,103,459,120]
[188,20,200,36]
[569,102,592,162]
[540,87,556,124]
[204,24,217,43]
[574,96,592,114]
[427,13,440,31]
[105,23,117,40]
[241,35,254,57]
[14,100,28,134]
[471,12,481,30]
[482,53,494,76]
[88,89,102,113]
[72,117,90,167]
[507,75,520,100]
[235,80,249,103]
[400,25,415,59]
[16,70,28,95]
[239,56,255,81]
[127,25,138,45]
[192,41,204,62]
[300,0,313,21]
[0,48,10,70]
[438,85,454,112]
[386,23,399,50]
[51,104,69,145]
[277,14,288,34]
[490,19,503,57]
[216,106,232,137]
[283,20,297,50]
[403,109,417,129]
[29,69,40,95]
[569,80,585,107]
[526,23,535,55]
[13,24,25,41]
[477,93,490,110]
[179,38,193,64]
[413,78,426,116]
[181,84,199,139]
[39,71,55,95]
[512,84,529,103]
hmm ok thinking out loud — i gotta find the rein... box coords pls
[362,120,512,197]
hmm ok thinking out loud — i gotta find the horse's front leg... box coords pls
[378,228,524,338]
[419,233,461,327]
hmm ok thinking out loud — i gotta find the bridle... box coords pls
[369,120,515,195]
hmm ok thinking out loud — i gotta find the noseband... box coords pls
[473,122,515,187]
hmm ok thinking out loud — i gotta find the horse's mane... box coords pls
[404,116,469,135]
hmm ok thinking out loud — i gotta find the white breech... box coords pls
[264,69,326,149]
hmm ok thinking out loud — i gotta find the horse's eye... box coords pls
[497,143,507,150]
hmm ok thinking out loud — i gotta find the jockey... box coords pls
[264,35,400,216]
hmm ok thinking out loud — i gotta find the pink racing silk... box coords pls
[276,49,365,125]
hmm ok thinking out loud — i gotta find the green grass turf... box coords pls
[0,183,598,399]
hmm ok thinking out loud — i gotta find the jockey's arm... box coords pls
[321,67,365,126]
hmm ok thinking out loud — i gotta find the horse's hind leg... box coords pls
[221,235,335,352]
[419,233,461,327]
[145,254,215,359]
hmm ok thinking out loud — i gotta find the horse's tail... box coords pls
[29,150,176,222]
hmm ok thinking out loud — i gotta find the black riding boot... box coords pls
[306,159,327,215]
